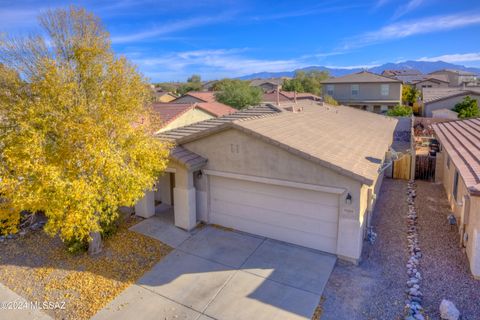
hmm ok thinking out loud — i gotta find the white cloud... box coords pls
[417,52,480,63]
[111,12,234,44]
[392,0,426,20]
[344,13,480,49]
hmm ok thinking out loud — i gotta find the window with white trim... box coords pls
[351,84,359,96]
[381,84,389,96]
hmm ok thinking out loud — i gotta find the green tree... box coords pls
[178,74,202,94]
[282,70,329,96]
[453,96,480,118]
[214,79,262,109]
[402,85,420,106]
[324,95,339,106]
[0,7,170,253]
[386,105,413,117]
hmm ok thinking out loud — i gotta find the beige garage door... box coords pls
[209,175,339,253]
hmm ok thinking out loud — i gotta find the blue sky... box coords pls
[1,0,480,81]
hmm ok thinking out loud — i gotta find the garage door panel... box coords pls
[208,175,339,254]
[211,213,338,254]
[211,199,339,238]
[210,186,338,223]
[221,177,340,207]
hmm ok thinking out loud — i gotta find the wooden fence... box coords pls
[393,154,412,180]
[415,155,436,181]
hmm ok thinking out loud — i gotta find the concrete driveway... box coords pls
[93,222,336,320]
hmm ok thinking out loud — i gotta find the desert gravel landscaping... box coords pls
[320,178,408,320]
[416,180,480,320]
[0,216,172,320]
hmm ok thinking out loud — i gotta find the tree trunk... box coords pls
[88,231,103,255]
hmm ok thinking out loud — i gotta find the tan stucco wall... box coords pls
[157,108,214,133]
[157,94,176,103]
[323,82,402,106]
[183,128,380,261]
[424,94,480,117]
[438,149,480,277]
[414,80,448,90]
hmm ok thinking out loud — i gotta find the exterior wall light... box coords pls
[345,193,352,205]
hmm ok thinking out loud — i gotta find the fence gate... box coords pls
[415,155,436,181]
[393,154,412,180]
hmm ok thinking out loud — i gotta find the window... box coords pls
[326,84,334,96]
[453,170,459,201]
[381,84,389,96]
[351,84,359,96]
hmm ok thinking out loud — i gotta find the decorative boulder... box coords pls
[439,299,460,320]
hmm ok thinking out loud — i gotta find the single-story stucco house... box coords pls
[152,102,236,133]
[433,118,480,278]
[421,87,480,117]
[142,101,397,263]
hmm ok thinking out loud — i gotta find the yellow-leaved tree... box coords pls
[0,7,170,253]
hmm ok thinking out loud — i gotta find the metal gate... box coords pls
[415,155,436,181]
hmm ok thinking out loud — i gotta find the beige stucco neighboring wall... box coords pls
[183,128,382,262]
[323,82,402,106]
[423,94,480,117]
[157,108,214,133]
[437,149,480,278]
[414,80,448,90]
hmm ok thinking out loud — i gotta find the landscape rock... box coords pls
[439,299,460,320]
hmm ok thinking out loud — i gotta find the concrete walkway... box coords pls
[93,218,336,320]
[0,283,52,320]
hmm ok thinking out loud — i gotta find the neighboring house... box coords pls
[250,78,286,92]
[201,80,218,91]
[152,102,236,133]
[262,90,321,104]
[431,108,458,120]
[433,118,480,278]
[412,76,449,90]
[421,87,480,117]
[172,91,217,104]
[321,71,402,113]
[429,69,478,87]
[151,101,397,263]
[382,69,424,84]
[154,90,178,103]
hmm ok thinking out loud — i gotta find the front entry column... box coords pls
[135,190,155,218]
[173,168,197,231]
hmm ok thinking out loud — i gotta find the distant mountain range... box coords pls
[236,60,480,80]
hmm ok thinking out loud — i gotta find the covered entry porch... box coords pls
[134,147,207,231]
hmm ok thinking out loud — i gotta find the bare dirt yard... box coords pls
[416,180,480,320]
[0,216,171,320]
[320,178,408,320]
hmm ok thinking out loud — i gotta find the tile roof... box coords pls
[262,91,321,103]
[250,78,286,87]
[422,88,480,104]
[152,101,236,127]
[322,71,401,84]
[433,118,480,196]
[196,102,236,117]
[159,100,397,185]
[430,69,478,76]
[232,101,397,184]
[184,91,216,103]
[152,103,195,126]
[170,146,208,170]
[156,104,282,142]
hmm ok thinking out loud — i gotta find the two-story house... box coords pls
[429,69,478,87]
[321,71,402,113]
